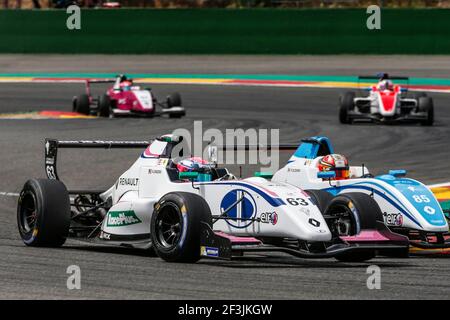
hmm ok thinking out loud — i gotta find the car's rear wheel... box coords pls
[325,192,383,262]
[75,94,90,115]
[418,96,434,126]
[151,192,212,263]
[17,179,71,247]
[339,92,355,124]
[98,94,111,117]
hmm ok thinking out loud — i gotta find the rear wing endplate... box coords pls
[45,139,150,180]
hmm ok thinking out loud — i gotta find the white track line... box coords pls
[0,192,19,197]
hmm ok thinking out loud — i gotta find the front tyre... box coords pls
[98,94,111,117]
[151,192,212,263]
[325,192,383,262]
[167,92,182,108]
[17,179,71,247]
[305,189,333,212]
[418,96,434,126]
[339,92,355,124]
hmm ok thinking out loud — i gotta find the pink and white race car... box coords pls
[339,74,433,126]
[72,75,186,118]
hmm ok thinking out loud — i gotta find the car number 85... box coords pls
[413,195,430,203]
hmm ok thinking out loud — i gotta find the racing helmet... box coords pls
[120,80,133,92]
[176,157,209,173]
[378,80,393,91]
[317,154,350,180]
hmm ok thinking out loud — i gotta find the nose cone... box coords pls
[283,205,332,242]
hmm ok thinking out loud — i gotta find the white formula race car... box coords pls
[339,75,433,126]
[17,135,408,263]
[271,136,449,250]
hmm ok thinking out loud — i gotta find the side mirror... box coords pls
[389,169,406,177]
[317,171,336,179]
[254,172,273,179]
[179,172,199,180]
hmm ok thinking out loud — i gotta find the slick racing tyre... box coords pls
[75,94,90,115]
[167,92,183,118]
[325,192,383,262]
[418,96,434,126]
[151,192,212,263]
[17,179,71,247]
[339,92,355,124]
[305,189,333,212]
[98,94,111,117]
[167,92,182,108]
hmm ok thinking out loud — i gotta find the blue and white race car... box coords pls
[271,136,449,250]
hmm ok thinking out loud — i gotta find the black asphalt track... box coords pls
[0,56,449,299]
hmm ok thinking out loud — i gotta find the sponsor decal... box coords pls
[383,212,403,226]
[200,246,219,257]
[424,206,436,215]
[148,169,162,174]
[100,231,111,240]
[288,168,301,173]
[106,210,141,227]
[260,211,278,225]
[347,201,361,234]
[308,218,320,227]
[220,189,257,228]
[118,177,139,186]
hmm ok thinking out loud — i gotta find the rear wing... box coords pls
[44,138,299,180]
[83,79,116,97]
[358,75,409,81]
[357,75,410,93]
[45,139,150,181]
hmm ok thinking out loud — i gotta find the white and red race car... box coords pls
[339,74,434,126]
[72,75,186,118]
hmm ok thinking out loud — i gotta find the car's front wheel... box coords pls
[167,92,182,108]
[98,94,111,117]
[325,192,383,262]
[339,92,355,124]
[418,96,434,126]
[150,192,212,263]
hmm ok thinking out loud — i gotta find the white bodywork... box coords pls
[98,140,331,244]
[272,155,448,233]
[354,88,417,117]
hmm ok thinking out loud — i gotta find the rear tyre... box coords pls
[325,192,383,262]
[167,92,182,108]
[339,92,355,124]
[151,192,212,263]
[305,189,333,212]
[17,179,71,247]
[75,94,90,115]
[418,96,434,126]
[98,94,111,117]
